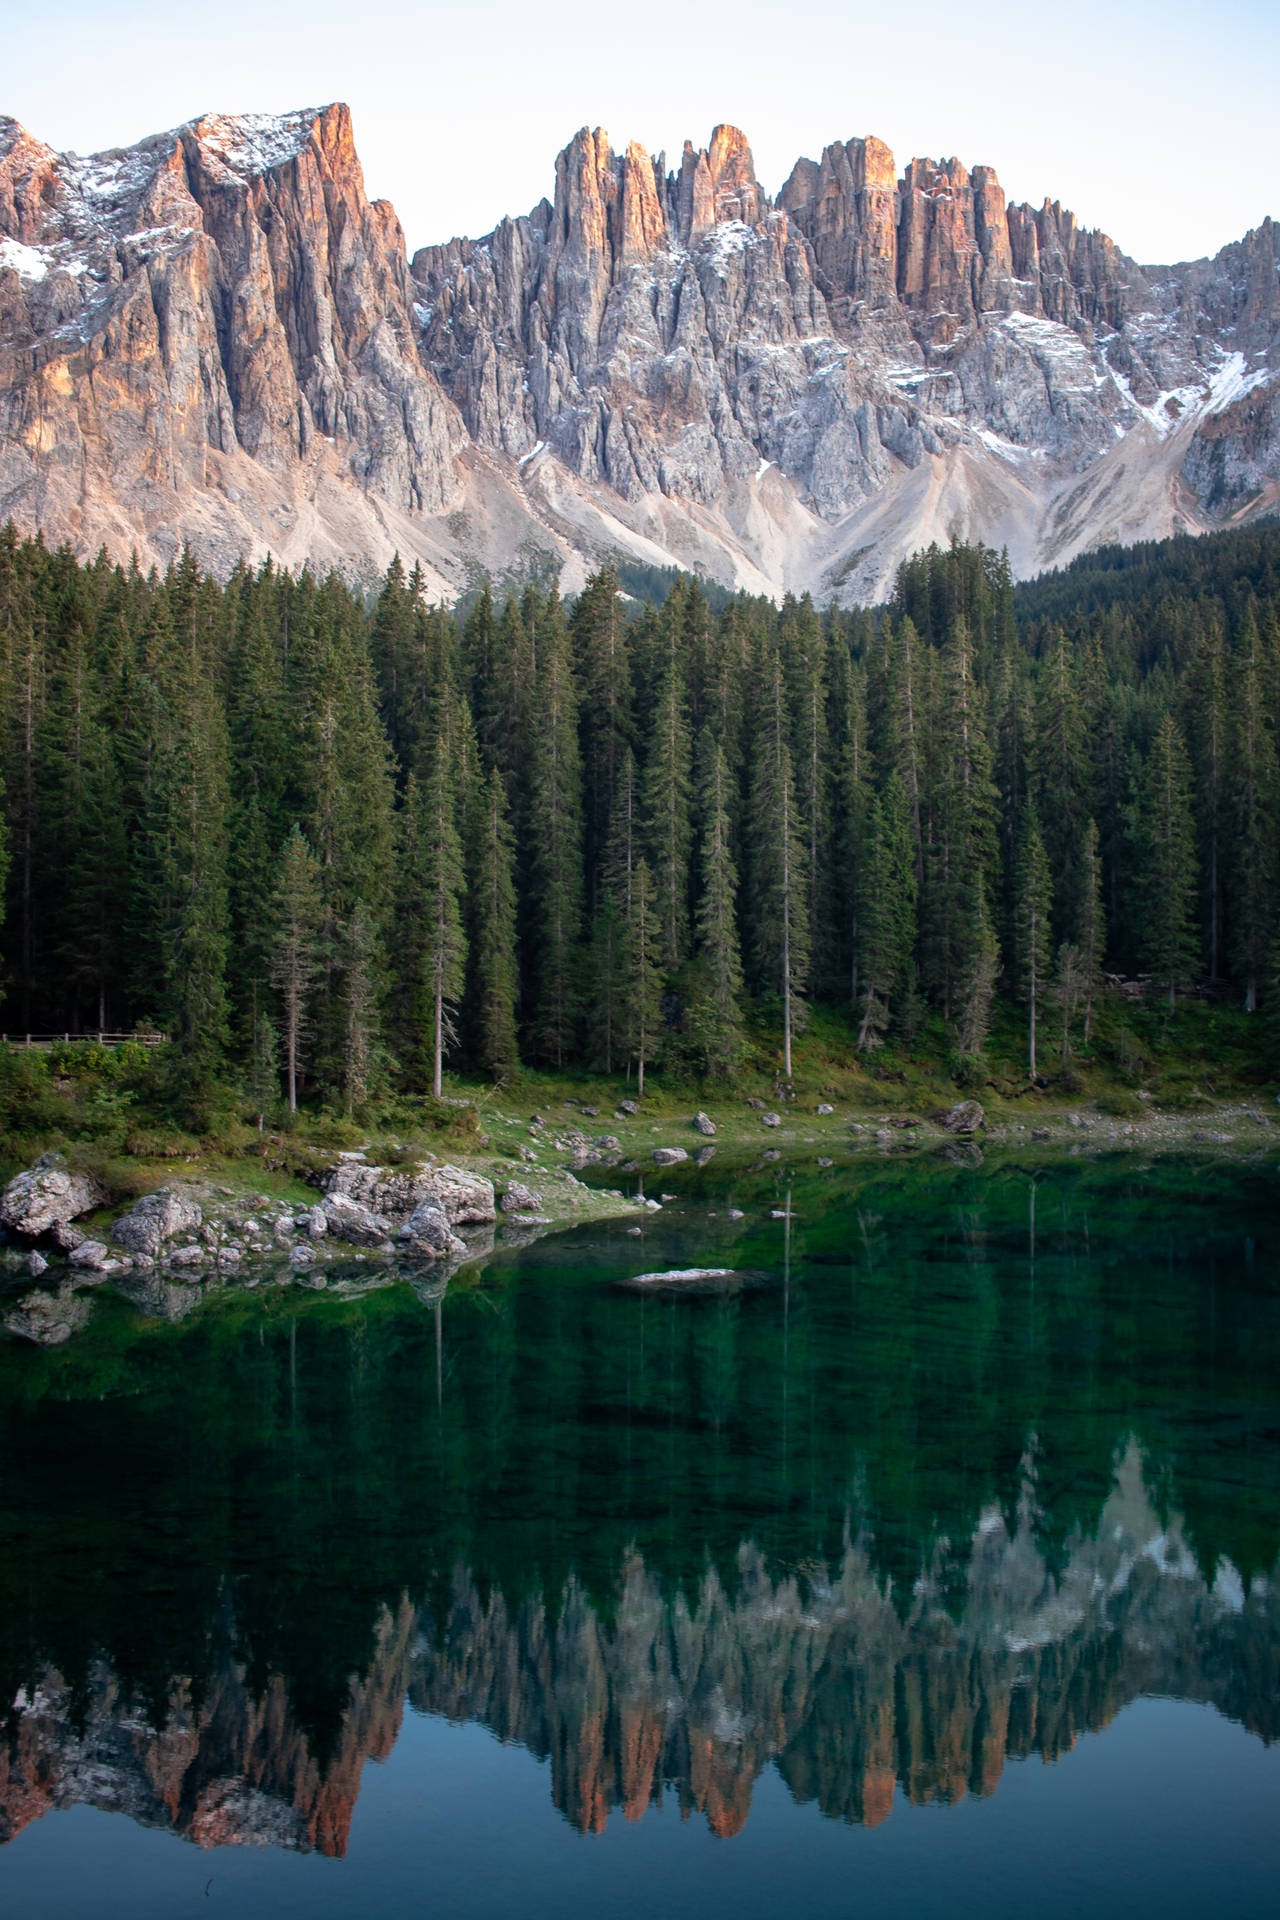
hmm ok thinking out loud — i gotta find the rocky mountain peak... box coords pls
[1,102,1276,601]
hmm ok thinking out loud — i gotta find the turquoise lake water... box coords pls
[1,1149,1277,1915]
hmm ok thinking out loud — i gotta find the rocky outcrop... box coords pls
[398,1201,466,1260]
[0,1153,104,1241]
[320,1192,394,1248]
[0,105,464,581]
[500,1181,542,1215]
[0,104,1275,598]
[323,1158,494,1228]
[110,1188,202,1258]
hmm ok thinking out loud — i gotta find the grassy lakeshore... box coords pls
[2,991,1276,1235]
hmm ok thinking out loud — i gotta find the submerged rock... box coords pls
[652,1147,688,1166]
[618,1267,771,1294]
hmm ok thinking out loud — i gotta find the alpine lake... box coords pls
[1,1142,1278,1918]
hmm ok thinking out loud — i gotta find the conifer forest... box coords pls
[1,520,1278,1118]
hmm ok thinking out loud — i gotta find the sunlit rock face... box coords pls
[0,105,1276,598]
[2,1441,1275,1853]
[0,106,465,585]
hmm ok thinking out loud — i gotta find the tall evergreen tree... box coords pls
[856,772,918,1051]
[418,751,468,1098]
[1074,817,1106,1044]
[468,767,520,1080]
[1012,806,1053,1076]
[526,591,583,1064]
[269,825,322,1113]
[688,738,745,1075]
[622,856,663,1096]
[1136,714,1199,1011]
[749,654,809,1078]
[1227,608,1279,1011]
[642,655,694,974]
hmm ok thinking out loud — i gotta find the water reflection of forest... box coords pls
[3,1440,1275,1854]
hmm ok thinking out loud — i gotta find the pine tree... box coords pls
[688,738,745,1075]
[1136,714,1199,1011]
[1012,806,1053,1076]
[922,619,1000,1023]
[340,904,379,1117]
[1228,608,1279,1012]
[750,653,810,1078]
[1032,628,1088,931]
[1074,817,1105,1043]
[250,1010,279,1129]
[527,590,583,1064]
[572,565,632,907]
[828,645,872,1009]
[856,772,917,1051]
[417,750,469,1098]
[1182,617,1228,983]
[642,655,694,973]
[622,856,663,1096]
[269,825,322,1112]
[955,877,999,1061]
[469,767,520,1080]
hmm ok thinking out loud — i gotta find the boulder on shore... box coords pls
[693,1112,716,1136]
[398,1200,467,1260]
[321,1192,394,1248]
[500,1181,543,1215]
[324,1160,495,1227]
[111,1188,203,1258]
[942,1100,985,1135]
[1,1154,105,1242]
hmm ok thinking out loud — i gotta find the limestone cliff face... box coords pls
[0,105,464,579]
[0,104,1276,598]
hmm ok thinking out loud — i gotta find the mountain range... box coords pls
[1,102,1276,599]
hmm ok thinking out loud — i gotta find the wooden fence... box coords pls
[0,1030,168,1050]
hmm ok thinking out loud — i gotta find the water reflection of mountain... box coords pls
[4,1442,1275,1852]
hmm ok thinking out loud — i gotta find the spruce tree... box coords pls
[688,738,745,1075]
[856,772,917,1051]
[1228,608,1279,1012]
[1182,618,1228,983]
[642,655,694,973]
[417,751,468,1098]
[250,1010,279,1129]
[1136,714,1199,1011]
[1074,817,1106,1043]
[269,825,322,1112]
[469,767,520,1080]
[750,654,809,1078]
[623,856,663,1096]
[1012,806,1053,1076]
[527,590,583,1065]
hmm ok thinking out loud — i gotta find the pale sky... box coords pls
[5,1,1277,266]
